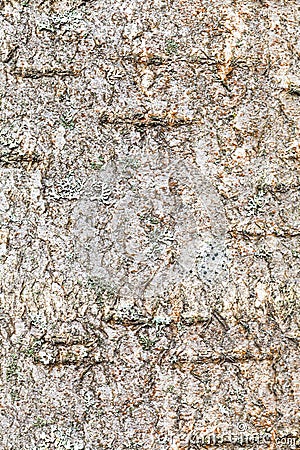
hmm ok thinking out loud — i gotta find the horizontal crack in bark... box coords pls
[11,67,81,78]
[98,111,201,128]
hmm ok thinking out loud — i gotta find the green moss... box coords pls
[165,39,178,55]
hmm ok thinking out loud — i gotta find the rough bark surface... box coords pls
[0,0,300,448]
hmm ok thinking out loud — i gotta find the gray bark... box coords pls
[0,0,299,448]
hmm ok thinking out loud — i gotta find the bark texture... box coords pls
[0,0,300,448]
